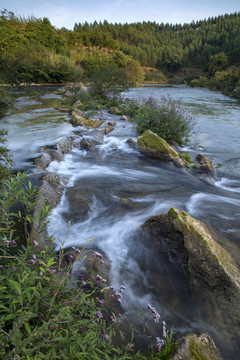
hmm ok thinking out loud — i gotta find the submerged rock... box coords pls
[126,138,136,147]
[108,121,117,127]
[142,207,240,293]
[103,124,114,134]
[137,130,179,161]
[196,153,215,174]
[173,333,222,360]
[80,137,92,151]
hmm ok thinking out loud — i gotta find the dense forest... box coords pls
[0,9,240,97]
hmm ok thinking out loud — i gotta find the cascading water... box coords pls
[1,85,240,359]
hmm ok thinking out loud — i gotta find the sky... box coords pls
[1,0,239,29]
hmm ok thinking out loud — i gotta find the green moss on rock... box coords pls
[137,130,179,160]
[167,207,240,291]
[70,114,103,129]
[109,107,122,115]
[173,333,222,360]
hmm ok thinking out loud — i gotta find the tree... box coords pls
[208,52,229,74]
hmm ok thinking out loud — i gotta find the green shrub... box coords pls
[132,96,195,144]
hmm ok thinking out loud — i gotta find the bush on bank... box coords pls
[127,96,194,144]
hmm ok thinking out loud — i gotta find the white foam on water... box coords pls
[97,136,138,157]
[186,192,240,217]
[215,177,240,193]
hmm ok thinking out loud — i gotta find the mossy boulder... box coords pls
[72,108,83,117]
[109,107,122,115]
[173,333,222,360]
[55,103,69,113]
[142,207,240,293]
[70,113,103,129]
[137,130,179,161]
[196,154,215,174]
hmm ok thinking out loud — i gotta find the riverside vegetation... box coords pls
[0,9,240,98]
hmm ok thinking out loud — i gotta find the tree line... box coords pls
[0,9,239,94]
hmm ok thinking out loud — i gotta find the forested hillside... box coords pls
[0,9,240,97]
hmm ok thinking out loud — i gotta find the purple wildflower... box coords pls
[156,337,165,351]
[162,321,167,338]
[104,334,111,344]
[110,315,117,323]
[148,304,160,323]
[93,251,103,259]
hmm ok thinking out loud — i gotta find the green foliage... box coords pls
[1,8,240,96]
[179,151,194,168]
[0,87,14,106]
[208,52,229,74]
[89,64,133,99]
[190,67,240,98]
[0,129,14,188]
[132,97,195,143]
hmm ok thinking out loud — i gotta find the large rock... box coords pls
[142,207,240,293]
[34,152,52,170]
[31,174,68,248]
[56,138,72,154]
[173,333,222,360]
[196,153,214,174]
[72,108,83,117]
[70,113,103,129]
[137,130,179,161]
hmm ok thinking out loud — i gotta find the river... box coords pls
[1,84,239,359]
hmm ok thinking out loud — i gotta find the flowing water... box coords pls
[1,85,240,359]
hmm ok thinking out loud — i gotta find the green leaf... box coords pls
[8,279,21,296]
[47,257,56,267]
[0,304,9,312]
[24,322,32,335]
